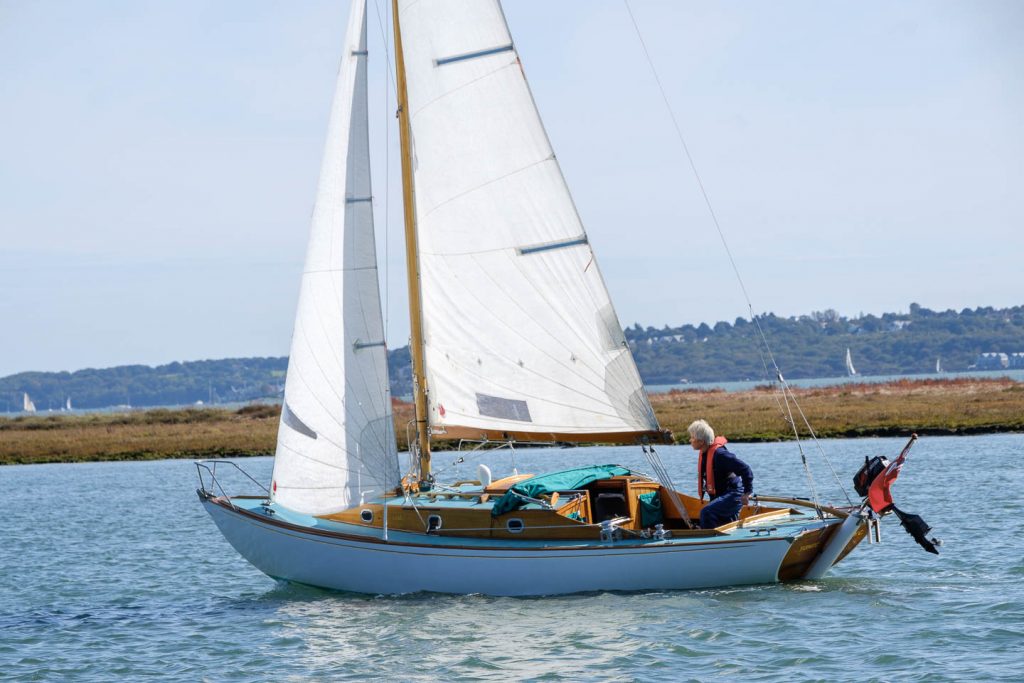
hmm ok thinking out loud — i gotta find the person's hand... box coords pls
[741,494,750,506]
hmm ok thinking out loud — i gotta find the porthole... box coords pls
[427,514,443,532]
[506,518,525,534]
[360,509,374,523]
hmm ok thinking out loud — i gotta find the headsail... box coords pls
[397,0,663,444]
[271,0,398,515]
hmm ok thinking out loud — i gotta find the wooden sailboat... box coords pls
[198,0,915,595]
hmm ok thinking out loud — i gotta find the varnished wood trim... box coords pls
[834,523,869,565]
[778,526,834,581]
[483,473,535,493]
[716,507,795,532]
[754,496,852,519]
[777,520,869,581]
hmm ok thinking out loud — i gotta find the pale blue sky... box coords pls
[1,0,1022,377]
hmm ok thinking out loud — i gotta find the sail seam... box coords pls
[424,251,622,401]
[290,316,390,457]
[417,156,553,230]
[409,60,516,120]
[277,439,386,477]
[426,252,612,394]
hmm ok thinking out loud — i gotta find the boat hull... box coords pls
[201,495,817,596]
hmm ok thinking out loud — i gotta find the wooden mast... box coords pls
[391,0,431,481]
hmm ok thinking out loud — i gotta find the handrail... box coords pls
[195,459,270,510]
[753,495,851,519]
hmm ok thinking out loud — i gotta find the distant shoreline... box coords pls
[2,377,1022,465]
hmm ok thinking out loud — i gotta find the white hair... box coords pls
[687,419,715,446]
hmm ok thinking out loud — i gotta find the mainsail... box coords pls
[846,348,857,377]
[270,0,398,515]
[23,392,36,413]
[397,0,662,443]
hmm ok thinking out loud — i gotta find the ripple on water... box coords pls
[2,441,1024,681]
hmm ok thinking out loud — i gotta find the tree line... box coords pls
[3,304,1021,411]
[626,303,1024,383]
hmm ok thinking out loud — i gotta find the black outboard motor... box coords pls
[853,455,889,497]
[891,505,941,555]
[853,435,942,555]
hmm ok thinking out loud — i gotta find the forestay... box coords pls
[398,0,663,443]
[271,0,398,515]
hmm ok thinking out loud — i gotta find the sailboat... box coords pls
[845,348,857,377]
[935,357,943,374]
[198,0,928,596]
[23,392,36,413]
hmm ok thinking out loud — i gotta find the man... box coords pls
[688,419,754,529]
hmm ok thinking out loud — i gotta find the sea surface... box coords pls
[2,434,1022,681]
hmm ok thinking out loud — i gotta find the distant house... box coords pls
[1009,353,1024,369]
[974,352,1009,370]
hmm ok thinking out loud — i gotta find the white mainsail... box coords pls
[270,0,398,515]
[23,392,36,413]
[397,0,660,442]
[845,348,857,377]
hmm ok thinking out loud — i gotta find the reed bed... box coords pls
[2,378,1022,465]
[0,406,279,465]
[651,377,1024,441]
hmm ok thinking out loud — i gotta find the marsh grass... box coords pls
[651,377,1024,441]
[0,407,279,464]
[2,378,1022,464]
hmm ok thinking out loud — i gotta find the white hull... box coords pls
[202,496,802,596]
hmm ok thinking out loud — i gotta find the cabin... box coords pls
[321,470,795,541]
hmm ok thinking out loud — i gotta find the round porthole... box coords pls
[506,518,525,534]
[427,514,443,532]
[360,509,374,523]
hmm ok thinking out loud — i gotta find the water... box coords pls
[647,369,1024,394]
[3,434,1022,681]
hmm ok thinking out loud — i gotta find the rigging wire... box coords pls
[643,444,694,528]
[623,0,852,506]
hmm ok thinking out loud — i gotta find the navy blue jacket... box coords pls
[701,445,754,500]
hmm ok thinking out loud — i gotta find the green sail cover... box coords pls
[491,465,631,517]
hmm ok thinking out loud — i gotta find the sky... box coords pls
[1,0,1022,378]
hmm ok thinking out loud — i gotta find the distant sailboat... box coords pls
[65,396,73,411]
[23,392,36,413]
[935,357,943,374]
[845,348,857,376]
